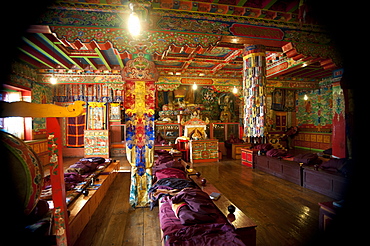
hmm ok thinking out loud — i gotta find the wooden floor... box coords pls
[70,157,332,246]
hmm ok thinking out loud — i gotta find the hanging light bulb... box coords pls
[50,76,57,85]
[304,94,308,101]
[128,13,140,36]
[192,82,197,90]
[128,3,140,36]
[232,86,238,94]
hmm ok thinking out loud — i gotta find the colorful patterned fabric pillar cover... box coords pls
[242,44,267,142]
[122,53,158,207]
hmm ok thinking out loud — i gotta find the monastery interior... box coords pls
[0,0,365,245]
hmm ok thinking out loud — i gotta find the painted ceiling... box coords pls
[15,0,338,87]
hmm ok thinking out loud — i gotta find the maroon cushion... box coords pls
[320,158,347,171]
[155,168,187,180]
[266,148,286,157]
[255,143,273,151]
[293,153,319,164]
[155,154,174,165]
[171,188,219,225]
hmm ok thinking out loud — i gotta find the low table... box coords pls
[318,201,340,231]
[190,174,257,246]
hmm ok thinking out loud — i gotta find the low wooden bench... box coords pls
[68,161,119,245]
[155,158,257,245]
[189,171,257,246]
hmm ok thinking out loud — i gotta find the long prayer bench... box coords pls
[152,151,256,246]
[68,161,119,245]
[252,155,349,200]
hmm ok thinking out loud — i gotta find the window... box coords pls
[1,85,32,140]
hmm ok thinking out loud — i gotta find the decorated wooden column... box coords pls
[242,44,267,143]
[122,53,158,207]
[47,118,69,246]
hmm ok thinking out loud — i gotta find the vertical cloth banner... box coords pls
[122,53,158,207]
[124,80,156,207]
[243,44,267,139]
[66,115,85,147]
[332,81,346,158]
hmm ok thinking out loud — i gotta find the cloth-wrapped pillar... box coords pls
[332,81,346,158]
[122,54,158,207]
[242,44,267,142]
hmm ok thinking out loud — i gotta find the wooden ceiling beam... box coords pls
[94,48,112,70]
[83,57,98,70]
[210,49,243,73]
[114,49,124,69]
[37,33,84,70]
[22,36,71,69]
[286,1,300,12]
[236,0,248,7]
[17,52,47,69]
[262,0,279,10]
[18,46,55,69]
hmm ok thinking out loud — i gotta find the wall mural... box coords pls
[6,61,53,135]
[296,86,333,127]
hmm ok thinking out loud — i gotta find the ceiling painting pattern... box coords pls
[50,26,222,54]
[15,1,339,87]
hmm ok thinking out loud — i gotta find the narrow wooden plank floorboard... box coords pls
[194,159,332,246]
[74,158,332,246]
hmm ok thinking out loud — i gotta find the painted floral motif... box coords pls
[51,26,221,54]
[54,207,67,246]
[38,9,122,27]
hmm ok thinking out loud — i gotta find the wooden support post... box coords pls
[1,101,86,246]
[47,117,69,246]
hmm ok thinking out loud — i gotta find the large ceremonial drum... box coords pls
[0,131,44,216]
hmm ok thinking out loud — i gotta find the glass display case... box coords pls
[210,123,240,142]
[155,123,182,143]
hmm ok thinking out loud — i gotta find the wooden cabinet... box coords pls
[241,148,257,168]
[189,139,218,163]
[155,123,182,143]
[232,143,251,159]
[25,139,49,167]
[209,123,240,142]
[318,201,337,231]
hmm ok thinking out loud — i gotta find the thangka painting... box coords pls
[271,89,295,112]
[109,103,121,121]
[84,130,109,158]
[87,102,107,130]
